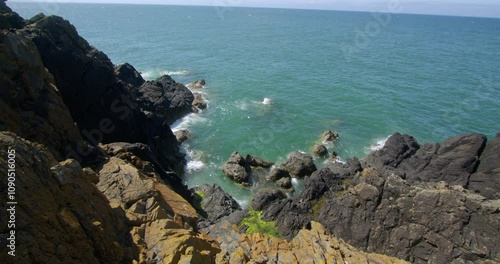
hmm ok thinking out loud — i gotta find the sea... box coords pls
[11,2,500,205]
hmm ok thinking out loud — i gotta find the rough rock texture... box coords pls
[204,221,408,264]
[97,146,221,263]
[187,79,206,89]
[282,151,317,178]
[0,31,83,160]
[193,184,242,228]
[469,133,500,199]
[258,133,500,263]
[312,144,328,157]
[276,177,292,189]
[267,167,291,182]
[0,132,134,263]
[251,189,287,211]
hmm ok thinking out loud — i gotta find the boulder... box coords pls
[322,130,339,142]
[327,151,339,163]
[312,144,328,157]
[174,129,192,144]
[187,79,206,89]
[222,152,250,184]
[282,152,317,178]
[193,184,242,228]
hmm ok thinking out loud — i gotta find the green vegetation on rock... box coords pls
[193,190,206,210]
[239,209,280,238]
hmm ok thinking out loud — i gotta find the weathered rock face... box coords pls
[0,31,83,160]
[193,184,242,228]
[251,188,287,211]
[282,151,317,178]
[257,132,500,263]
[204,220,408,264]
[97,144,221,263]
[0,132,133,263]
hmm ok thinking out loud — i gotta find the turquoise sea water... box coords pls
[11,3,500,204]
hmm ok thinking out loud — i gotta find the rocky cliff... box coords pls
[0,2,411,263]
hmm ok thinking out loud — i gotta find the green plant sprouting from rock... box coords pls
[239,209,280,238]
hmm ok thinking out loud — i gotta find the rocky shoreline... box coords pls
[1,2,499,263]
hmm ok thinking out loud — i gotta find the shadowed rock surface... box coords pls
[193,184,242,228]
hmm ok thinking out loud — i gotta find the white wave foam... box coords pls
[369,136,391,152]
[235,198,249,209]
[171,113,207,132]
[262,97,272,105]
[186,160,205,172]
[164,70,194,76]
[140,69,194,80]
[291,178,299,187]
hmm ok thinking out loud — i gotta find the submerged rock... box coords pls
[282,151,317,178]
[174,129,192,144]
[322,130,339,142]
[312,144,328,157]
[193,92,207,110]
[187,79,206,89]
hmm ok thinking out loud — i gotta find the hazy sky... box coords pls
[8,0,500,18]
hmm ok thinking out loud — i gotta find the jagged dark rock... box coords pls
[282,151,317,178]
[251,188,287,211]
[247,155,274,168]
[193,184,242,228]
[222,151,251,184]
[114,63,145,87]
